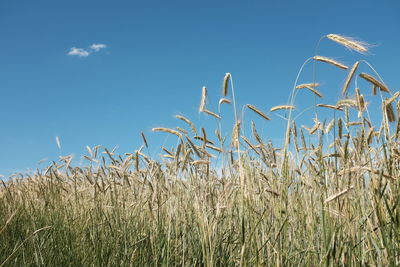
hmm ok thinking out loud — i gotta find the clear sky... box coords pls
[1,0,400,177]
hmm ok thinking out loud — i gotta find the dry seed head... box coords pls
[325,119,335,134]
[246,104,271,120]
[359,95,365,111]
[176,127,188,134]
[141,132,148,148]
[231,120,241,148]
[296,83,320,89]
[202,109,221,119]
[222,73,231,96]
[325,185,355,203]
[152,127,183,139]
[193,136,214,145]
[366,127,374,145]
[326,34,369,54]
[372,85,377,95]
[347,121,362,127]
[342,61,359,96]
[336,98,358,108]
[387,91,400,105]
[186,136,202,158]
[241,136,260,155]
[305,86,323,98]
[317,104,343,111]
[251,121,264,146]
[313,56,349,70]
[219,98,231,105]
[359,73,390,93]
[338,118,343,139]
[201,127,207,146]
[162,147,173,155]
[385,100,396,122]
[292,121,298,138]
[205,144,223,153]
[355,87,364,112]
[270,105,295,112]
[309,121,321,135]
[191,160,209,166]
[199,86,207,112]
[175,115,197,135]
[300,129,307,149]
[363,117,372,128]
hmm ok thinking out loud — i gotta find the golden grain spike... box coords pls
[240,136,260,155]
[176,127,188,134]
[387,91,400,105]
[175,114,197,135]
[372,85,377,96]
[336,98,358,108]
[193,136,214,145]
[313,56,349,70]
[316,104,343,111]
[295,83,320,89]
[309,121,321,134]
[326,34,369,54]
[325,119,335,134]
[231,120,241,148]
[141,132,148,148]
[201,128,207,149]
[205,144,222,153]
[347,121,362,127]
[246,104,270,120]
[202,109,221,119]
[305,86,323,98]
[385,99,396,122]
[199,86,207,112]
[270,105,295,112]
[192,160,209,166]
[152,127,182,138]
[325,186,355,203]
[222,73,231,96]
[359,73,390,93]
[292,121,298,138]
[162,147,173,155]
[338,118,343,139]
[219,98,231,105]
[341,61,359,96]
[186,136,202,158]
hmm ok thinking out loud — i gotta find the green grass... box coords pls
[1,34,400,266]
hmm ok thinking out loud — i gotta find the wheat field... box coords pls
[1,34,399,266]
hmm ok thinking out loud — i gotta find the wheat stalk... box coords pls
[222,73,231,96]
[202,109,221,119]
[270,105,295,112]
[296,83,320,89]
[313,56,348,70]
[152,127,183,138]
[342,61,359,96]
[246,104,271,120]
[359,73,390,93]
[199,86,207,112]
[317,104,343,111]
[326,34,369,54]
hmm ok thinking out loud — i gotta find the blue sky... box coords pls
[1,0,400,177]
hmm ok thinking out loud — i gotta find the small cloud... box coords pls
[90,43,107,52]
[68,47,90,57]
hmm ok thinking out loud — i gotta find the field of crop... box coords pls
[1,34,399,266]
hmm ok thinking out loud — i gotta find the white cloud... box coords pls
[67,43,107,57]
[68,47,90,57]
[90,43,107,52]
